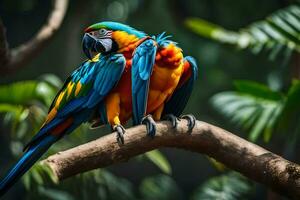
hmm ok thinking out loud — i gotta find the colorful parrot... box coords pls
[0,21,198,196]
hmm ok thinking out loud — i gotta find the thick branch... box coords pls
[42,120,300,199]
[0,0,69,74]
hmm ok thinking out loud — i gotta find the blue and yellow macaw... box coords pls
[0,22,198,196]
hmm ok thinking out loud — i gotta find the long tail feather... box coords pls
[0,135,57,196]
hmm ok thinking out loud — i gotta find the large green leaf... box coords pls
[0,104,23,116]
[93,170,136,200]
[0,75,61,138]
[0,81,39,104]
[0,79,58,107]
[211,80,284,142]
[22,162,58,190]
[39,73,64,90]
[140,174,182,200]
[144,150,172,175]
[279,80,300,130]
[185,5,300,60]
[192,172,253,200]
[233,80,283,101]
[38,187,75,200]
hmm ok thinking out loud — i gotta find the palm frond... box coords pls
[144,150,172,175]
[211,80,284,142]
[185,4,300,60]
[140,174,182,200]
[192,172,254,200]
[278,80,300,132]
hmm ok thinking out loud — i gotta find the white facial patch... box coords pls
[99,38,112,52]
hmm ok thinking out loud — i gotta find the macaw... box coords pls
[0,21,198,196]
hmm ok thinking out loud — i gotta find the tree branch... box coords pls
[0,0,69,74]
[42,120,300,199]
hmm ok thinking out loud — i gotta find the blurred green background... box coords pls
[0,0,299,199]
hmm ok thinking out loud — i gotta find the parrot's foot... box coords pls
[142,115,157,138]
[113,125,126,145]
[162,114,179,129]
[180,114,196,132]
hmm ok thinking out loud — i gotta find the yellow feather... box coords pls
[113,31,139,50]
[44,108,57,125]
[67,82,75,98]
[55,91,66,108]
[75,82,82,96]
[91,54,100,62]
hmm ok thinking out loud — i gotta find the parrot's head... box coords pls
[82,21,146,60]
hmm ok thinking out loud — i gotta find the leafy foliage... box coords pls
[211,79,300,142]
[211,80,284,142]
[0,75,62,153]
[143,150,172,175]
[139,174,182,200]
[185,4,300,60]
[75,170,136,200]
[279,79,300,129]
[192,172,254,200]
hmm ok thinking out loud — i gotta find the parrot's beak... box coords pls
[82,33,105,60]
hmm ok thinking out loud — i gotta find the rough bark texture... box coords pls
[42,120,300,199]
[0,0,69,74]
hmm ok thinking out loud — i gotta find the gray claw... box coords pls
[180,114,196,132]
[162,114,180,128]
[113,125,126,144]
[142,115,157,138]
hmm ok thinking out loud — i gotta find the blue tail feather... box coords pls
[0,135,57,197]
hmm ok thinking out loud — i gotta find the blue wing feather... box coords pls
[1,54,126,196]
[24,54,126,151]
[163,56,198,117]
[132,39,157,125]
[0,135,57,196]
[90,55,125,100]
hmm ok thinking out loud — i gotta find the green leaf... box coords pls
[185,18,241,44]
[192,172,254,200]
[248,104,276,141]
[0,75,62,142]
[279,79,300,131]
[31,168,44,185]
[0,104,23,114]
[185,4,300,59]
[233,80,283,101]
[39,73,63,89]
[140,174,182,200]
[144,150,172,174]
[36,82,58,106]
[36,162,59,184]
[0,81,38,104]
[38,186,75,200]
[102,171,136,199]
[211,80,283,142]
[22,172,31,190]
[206,156,226,172]
[0,78,58,106]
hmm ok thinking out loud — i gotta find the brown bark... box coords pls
[42,120,300,199]
[0,0,69,74]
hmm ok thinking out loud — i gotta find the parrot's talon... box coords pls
[180,114,196,133]
[142,115,157,138]
[113,125,126,145]
[162,114,179,129]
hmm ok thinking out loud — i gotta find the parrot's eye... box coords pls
[88,29,109,39]
[98,29,107,35]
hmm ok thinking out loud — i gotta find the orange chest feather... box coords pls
[112,42,184,112]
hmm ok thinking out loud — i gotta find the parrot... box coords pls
[0,21,198,196]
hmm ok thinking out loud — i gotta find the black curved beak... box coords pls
[82,33,105,60]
